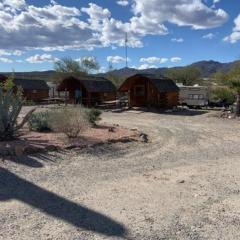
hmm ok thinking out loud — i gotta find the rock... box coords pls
[108,127,115,132]
[65,144,87,150]
[139,133,149,143]
[14,145,27,156]
[45,145,59,152]
[177,180,185,184]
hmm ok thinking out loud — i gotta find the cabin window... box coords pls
[188,94,204,100]
[193,94,199,99]
[134,85,145,96]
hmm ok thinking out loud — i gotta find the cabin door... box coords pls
[131,84,147,107]
[158,93,168,108]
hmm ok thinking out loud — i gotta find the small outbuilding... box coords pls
[13,79,50,102]
[0,75,49,102]
[57,76,117,106]
[119,74,179,108]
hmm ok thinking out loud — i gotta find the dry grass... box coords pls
[49,107,90,138]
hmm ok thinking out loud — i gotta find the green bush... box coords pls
[86,108,102,125]
[28,111,51,132]
[0,84,34,141]
[209,87,235,105]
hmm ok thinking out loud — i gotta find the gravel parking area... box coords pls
[1,109,240,239]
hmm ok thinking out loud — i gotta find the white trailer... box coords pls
[178,84,208,108]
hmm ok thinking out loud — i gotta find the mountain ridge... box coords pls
[104,60,239,79]
[0,60,238,81]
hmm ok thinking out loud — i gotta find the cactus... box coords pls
[0,86,35,141]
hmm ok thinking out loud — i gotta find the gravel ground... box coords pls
[1,109,240,240]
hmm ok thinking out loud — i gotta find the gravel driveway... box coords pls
[1,109,240,240]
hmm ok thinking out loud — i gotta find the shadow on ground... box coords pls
[0,167,127,238]
[160,109,209,116]
[111,107,209,116]
[2,153,57,168]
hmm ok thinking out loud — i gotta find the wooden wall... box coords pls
[23,90,49,102]
[127,77,179,108]
[129,77,147,107]
[166,92,179,108]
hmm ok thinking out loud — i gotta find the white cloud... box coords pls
[224,14,240,43]
[26,54,59,63]
[131,0,228,31]
[140,57,168,64]
[170,57,182,63]
[0,1,96,51]
[202,33,215,39]
[138,64,157,70]
[2,0,26,9]
[0,0,229,53]
[98,66,107,73]
[13,50,24,56]
[171,38,184,43]
[212,0,220,6]
[140,56,182,64]
[0,57,13,63]
[82,3,143,48]
[116,1,129,6]
[0,49,23,56]
[107,55,130,64]
[213,0,220,4]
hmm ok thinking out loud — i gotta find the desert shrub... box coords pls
[49,107,89,138]
[209,87,235,105]
[28,111,52,132]
[85,108,102,126]
[0,82,34,141]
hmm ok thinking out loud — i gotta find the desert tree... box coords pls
[80,56,100,74]
[213,62,240,116]
[166,66,202,86]
[53,56,100,83]
[53,57,86,83]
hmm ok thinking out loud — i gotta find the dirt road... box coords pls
[1,109,240,239]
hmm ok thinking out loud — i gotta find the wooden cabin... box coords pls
[57,76,116,106]
[119,74,179,108]
[14,79,49,102]
[0,75,49,102]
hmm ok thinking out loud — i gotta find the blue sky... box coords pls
[0,0,240,72]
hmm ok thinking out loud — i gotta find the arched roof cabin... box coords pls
[57,76,116,106]
[119,74,179,108]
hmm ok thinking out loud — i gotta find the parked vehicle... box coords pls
[177,84,208,108]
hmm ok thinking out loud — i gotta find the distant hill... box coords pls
[190,60,238,77]
[103,67,168,78]
[1,70,55,81]
[0,60,239,81]
[104,60,239,79]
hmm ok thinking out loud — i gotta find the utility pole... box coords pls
[125,32,128,68]
[108,61,113,71]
